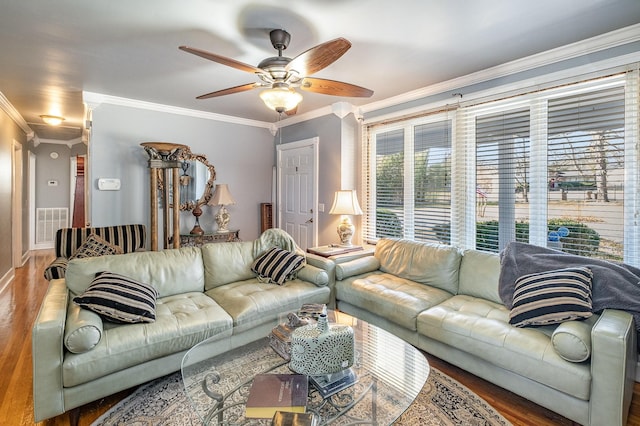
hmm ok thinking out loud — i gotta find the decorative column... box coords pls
[141,142,187,250]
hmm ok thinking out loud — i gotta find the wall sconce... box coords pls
[40,115,65,126]
[329,190,363,247]
[208,184,236,233]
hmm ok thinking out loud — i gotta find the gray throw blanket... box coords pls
[499,242,640,333]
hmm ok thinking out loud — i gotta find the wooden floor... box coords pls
[2,250,640,426]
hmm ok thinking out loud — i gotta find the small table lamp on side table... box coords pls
[209,184,236,233]
[329,189,363,247]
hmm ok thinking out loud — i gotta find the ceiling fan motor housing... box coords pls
[270,29,291,52]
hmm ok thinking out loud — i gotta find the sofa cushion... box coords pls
[69,234,124,260]
[509,267,593,327]
[417,295,591,400]
[375,239,462,294]
[64,303,103,354]
[202,241,256,290]
[251,247,305,285]
[458,249,502,304]
[63,292,233,387]
[336,272,453,331]
[73,272,158,324]
[552,318,595,362]
[206,278,331,334]
[65,247,205,298]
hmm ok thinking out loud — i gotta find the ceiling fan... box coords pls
[179,29,374,114]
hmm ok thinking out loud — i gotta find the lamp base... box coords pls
[215,205,231,232]
[336,217,355,247]
[190,205,204,235]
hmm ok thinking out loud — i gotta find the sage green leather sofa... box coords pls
[334,238,636,426]
[32,229,332,422]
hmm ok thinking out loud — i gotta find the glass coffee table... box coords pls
[181,311,429,425]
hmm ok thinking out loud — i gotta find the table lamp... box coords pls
[209,184,236,232]
[329,190,363,247]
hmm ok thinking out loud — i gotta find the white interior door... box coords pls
[277,138,318,250]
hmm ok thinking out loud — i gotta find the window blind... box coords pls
[547,85,625,259]
[363,71,639,266]
[475,108,531,252]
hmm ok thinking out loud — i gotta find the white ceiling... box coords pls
[1,0,639,141]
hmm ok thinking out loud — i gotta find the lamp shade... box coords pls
[260,87,303,112]
[209,184,236,206]
[329,190,363,215]
[40,114,65,126]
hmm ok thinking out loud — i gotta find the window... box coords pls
[363,72,639,266]
[475,108,530,252]
[547,86,626,260]
[365,117,452,243]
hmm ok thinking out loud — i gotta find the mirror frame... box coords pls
[158,146,216,211]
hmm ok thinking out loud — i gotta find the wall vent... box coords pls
[35,208,68,249]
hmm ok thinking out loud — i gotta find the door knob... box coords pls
[305,218,313,223]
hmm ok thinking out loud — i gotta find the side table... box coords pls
[307,244,375,263]
[178,230,240,247]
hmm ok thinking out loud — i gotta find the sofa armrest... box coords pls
[306,253,337,308]
[589,309,636,426]
[32,279,69,422]
[297,264,329,287]
[336,256,380,280]
[43,257,69,281]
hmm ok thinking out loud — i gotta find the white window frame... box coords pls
[364,71,640,266]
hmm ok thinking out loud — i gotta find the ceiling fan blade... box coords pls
[179,46,265,75]
[300,77,373,97]
[196,83,259,100]
[286,38,351,76]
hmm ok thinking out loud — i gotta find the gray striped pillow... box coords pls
[251,247,305,285]
[509,267,593,327]
[73,272,158,323]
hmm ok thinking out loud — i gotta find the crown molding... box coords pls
[82,91,273,130]
[36,137,83,148]
[0,90,33,136]
[274,104,337,128]
[360,23,640,115]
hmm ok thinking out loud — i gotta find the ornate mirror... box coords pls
[158,147,216,211]
[177,148,216,210]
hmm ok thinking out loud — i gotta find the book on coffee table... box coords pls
[245,374,308,419]
[309,368,358,399]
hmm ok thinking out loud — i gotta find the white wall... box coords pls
[88,104,275,242]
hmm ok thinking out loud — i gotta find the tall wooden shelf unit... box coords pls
[141,142,187,251]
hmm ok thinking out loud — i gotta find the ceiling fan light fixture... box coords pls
[260,87,303,113]
[40,114,65,126]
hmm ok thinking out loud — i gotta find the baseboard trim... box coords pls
[0,268,15,295]
[32,242,54,250]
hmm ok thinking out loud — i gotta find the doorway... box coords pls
[70,155,86,227]
[276,137,319,250]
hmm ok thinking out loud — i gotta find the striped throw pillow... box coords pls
[509,267,593,328]
[73,272,158,323]
[251,247,305,285]
[70,234,123,260]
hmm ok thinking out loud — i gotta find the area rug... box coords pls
[92,368,511,426]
